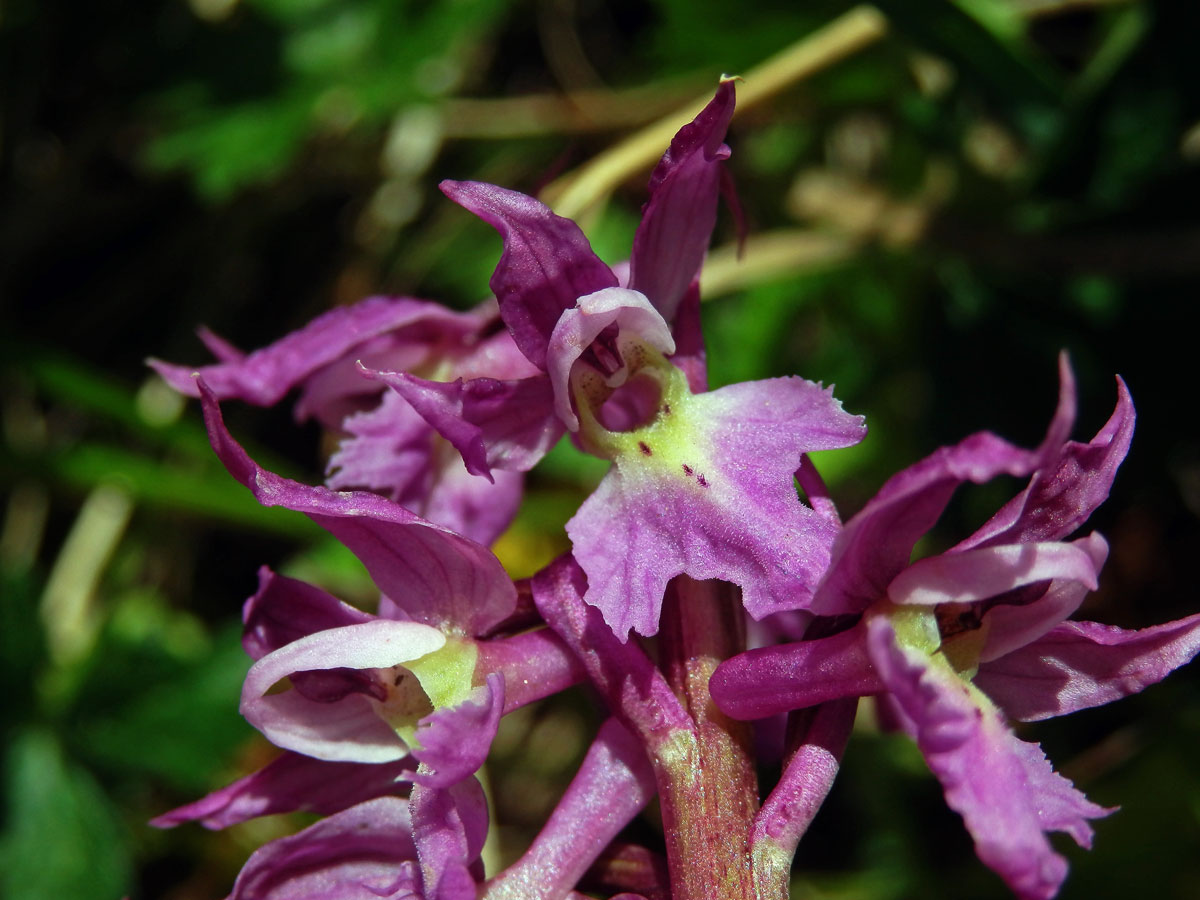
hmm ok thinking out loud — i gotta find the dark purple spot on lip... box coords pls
[697,474,709,487]
[682,464,693,476]
[638,441,652,456]
[662,403,672,415]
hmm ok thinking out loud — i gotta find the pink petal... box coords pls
[150,751,412,830]
[364,366,562,480]
[199,381,518,634]
[411,777,489,900]
[410,674,505,789]
[151,295,475,407]
[977,613,1200,721]
[326,390,525,546]
[809,431,1040,617]
[886,539,1100,606]
[961,368,1134,549]
[868,617,1110,900]
[569,377,865,637]
[977,533,1109,662]
[241,567,373,661]
[240,620,446,763]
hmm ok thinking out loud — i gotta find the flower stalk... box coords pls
[657,577,759,900]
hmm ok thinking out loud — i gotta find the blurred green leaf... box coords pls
[0,730,132,900]
[873,0,1063,131]
[70,623,253,791]
[9,442,321,538]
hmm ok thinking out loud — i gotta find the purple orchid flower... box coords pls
[711,358,1200,900]
[366,81,866,639]
[150,295,538,545]
[154,382,585,836]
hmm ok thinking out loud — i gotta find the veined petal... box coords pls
[241,567,373,661]
[867,617,1110,900]
[569,376,865,637]
[199,380,518,634]
[630,80,735,322]
[241,620,446,763]
[150,295,475,407]
[364,367,562,479]
[976,614,1200,721]
[227,796,420,900]
[809,431,1039,617]
[547,287,676,430]
[710,621,882,720]
[150,751,412,830]
[886,540,1100,606]
[440,180,618,370]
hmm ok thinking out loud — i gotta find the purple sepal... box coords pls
[411,777,489,900]
[484,719,656,900]
[808,431,1040,617]
[531,555,694,749]
[410,674,505,788]
[868,617,1112,900]
[629,80,735,323]
[569,377,865,638]
[364,366,563,479]
[710,622,882,721]
[150,751,412,830]
[198,380,517,634]
[241,567,373,661]
[240,620,446,763]
[151,296,476,410]
[226,796,422,900]
[440,180,617,370]
[961,369,1134,550]
[976,613,1200,722]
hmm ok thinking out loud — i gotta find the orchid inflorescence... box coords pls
[151,80,1200,900]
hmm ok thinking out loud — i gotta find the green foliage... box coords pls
[0,731,132,900]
